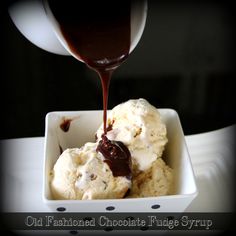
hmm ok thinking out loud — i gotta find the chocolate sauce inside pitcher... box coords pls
[48,0,132,177]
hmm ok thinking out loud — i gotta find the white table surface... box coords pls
[1,125,235,212]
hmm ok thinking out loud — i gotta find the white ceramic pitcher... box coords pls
[9,0,147,59]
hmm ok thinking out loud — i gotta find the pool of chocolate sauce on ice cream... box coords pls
[48,0,132,177]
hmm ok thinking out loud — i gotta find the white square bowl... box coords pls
[43,109,198,212]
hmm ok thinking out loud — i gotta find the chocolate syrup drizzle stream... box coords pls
[48,0,132,178]
[96,69,113,135]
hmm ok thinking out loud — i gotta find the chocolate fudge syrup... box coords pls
[97,135,131,178]
[47,0,131,134]
[48,0,131,177]
[59,145,63,154]
[60,118,72,132]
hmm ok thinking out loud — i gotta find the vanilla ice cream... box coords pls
[51,142,131,200]
[51,98,172,200]
[128,158,173,198]
[96,98,168,174]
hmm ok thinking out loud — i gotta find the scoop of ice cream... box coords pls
[128,158,173,198]
[96,98,168,174]
[51,142,131,200]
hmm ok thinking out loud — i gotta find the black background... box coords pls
[1,0,236,139]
